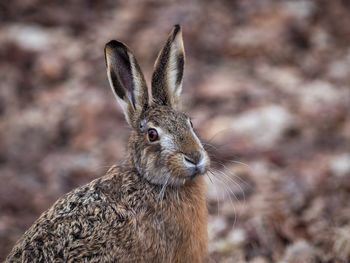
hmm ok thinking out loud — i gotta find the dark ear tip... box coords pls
[105,40,128,52]
[174,24,181,30]
[173,24,181,35]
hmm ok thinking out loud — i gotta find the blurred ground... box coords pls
[0,0,350,262]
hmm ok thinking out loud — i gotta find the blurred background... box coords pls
[0,0,350,262]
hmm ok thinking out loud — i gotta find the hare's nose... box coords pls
[183,152,206,175]
[183,152,202,165]
[184,155,197,165]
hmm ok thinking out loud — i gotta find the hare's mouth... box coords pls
[182,152,209,177]
[184,163,207,178]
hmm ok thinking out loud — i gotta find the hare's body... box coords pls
[7,164,207,263]
[7,25,210,262]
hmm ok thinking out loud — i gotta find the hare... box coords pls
[6,25,210,263]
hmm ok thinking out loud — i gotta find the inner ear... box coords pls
[113,48,136,107]
[105,40,149,127]
[151,25,185,108]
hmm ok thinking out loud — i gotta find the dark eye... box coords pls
[190,120,193,128]
[148,128,159,142]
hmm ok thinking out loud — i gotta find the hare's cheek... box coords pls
[139,148,150,167]
[142,144,160,160]
[166,154,187,178]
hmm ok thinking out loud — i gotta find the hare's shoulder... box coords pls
[6,165,143,262]
[43,164,134,220]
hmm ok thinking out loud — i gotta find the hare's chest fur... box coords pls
[133,178,208,263]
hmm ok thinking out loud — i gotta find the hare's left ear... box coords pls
[151,25,185,109]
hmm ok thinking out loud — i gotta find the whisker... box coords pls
[158,175,170,203]
[209,169,246,205]
[205,128,232,145]
[210,168,242,203]
[206,173,214,185]
[210,171,239,218]
[212,160,252,190]
[207,172,220,217]
[211,167,246,203]
[202,142,220,151]
[225,159,251,169]
[209,169,237,225]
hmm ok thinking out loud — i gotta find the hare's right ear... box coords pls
[151,25,185,109]
[105,40,149,127]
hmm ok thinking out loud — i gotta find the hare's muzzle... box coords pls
[182,152,208,177]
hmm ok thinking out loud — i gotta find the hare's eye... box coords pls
[190,120,193,128]
[148,128,159,142]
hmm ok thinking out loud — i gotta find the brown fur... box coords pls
[6,25,209,263]
[6,165,208,262]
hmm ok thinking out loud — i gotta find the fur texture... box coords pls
[6,25,210,263]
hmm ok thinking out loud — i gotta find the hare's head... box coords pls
[105,25,209,186]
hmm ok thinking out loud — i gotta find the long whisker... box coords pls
[225,159,251,169]
[205,128,232,144]
[212,160,252,190]
[209,169,237,225]
[206,172,220,217]
[206,172,214,185]
[202,142,220,151]
[210,167,244,200]
[158,175,171,203]
[210,168,242,203]
[211,167,246,203]
[209,170,236,203]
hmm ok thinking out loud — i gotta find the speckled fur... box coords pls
[6,25,209,263]
[7,165,207,263]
